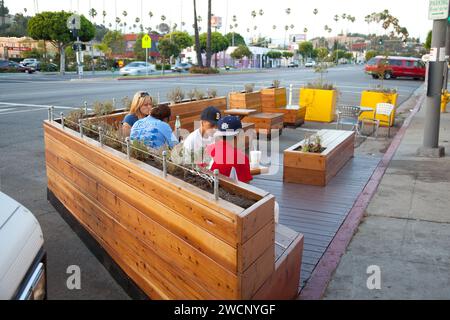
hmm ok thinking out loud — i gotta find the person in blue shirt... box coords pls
[122,91,153,137]
[130,105,179,149]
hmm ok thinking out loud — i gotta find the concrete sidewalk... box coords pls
[324,89,450,299]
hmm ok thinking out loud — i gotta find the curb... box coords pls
[298,90,426,300]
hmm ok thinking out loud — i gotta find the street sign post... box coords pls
[142,34,152,76]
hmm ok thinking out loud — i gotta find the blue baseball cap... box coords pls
[201,106,222,125]
[215,115,243,137]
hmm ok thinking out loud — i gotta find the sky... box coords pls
[4,0,432,44]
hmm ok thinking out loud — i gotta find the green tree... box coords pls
[199,32,229,67]
[282,51,294,59]
[158,38,181,74]
[298,41,314,62]
[28,11,95,74]
[102,30,125,56]
[365,50,378,62]
[266,51,282,59]
[316,47,329,61]
[193,0,203,67]
[164,31,193,50]
[0,13,30,37]
[225,32,246,46]
[230,45,252,69]
[425,30,432,50]
[94,24,109,42]
[206,0,212,67]
[133,33,148,60]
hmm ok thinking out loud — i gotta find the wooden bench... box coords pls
[283,129,355,186]
[242,113,284,138]
[44,119,303,300]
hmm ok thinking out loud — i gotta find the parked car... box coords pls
[171,62,192,72]
[0,60,35,73]
[365,56,426,80]
[20,58,39,66]
[305,60,317,68]
[119,61,156,76]
[287,62,299,68]
[0,192,47,300]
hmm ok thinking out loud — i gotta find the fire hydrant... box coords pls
[441,90,450,113]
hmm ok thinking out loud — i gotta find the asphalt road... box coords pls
[0,66,422,300]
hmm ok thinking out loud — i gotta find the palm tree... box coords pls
[284,25,289,49]
[193,0,203,67]
[206,0,212,67]
[286,8,291,15]
[161,15,166,21]
[313,8,318,15]
[304,27,308,33]
[102,10,107,24]
[89,8,97,21]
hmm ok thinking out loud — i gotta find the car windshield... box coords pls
[127,62,143,67]
[367,58,378,66]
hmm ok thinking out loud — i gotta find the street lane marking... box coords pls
[0,108,15,113]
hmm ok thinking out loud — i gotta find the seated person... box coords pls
[122,91,152,137]
[183,106,222,164]
[208,116,253,184]
[130,105,178,149]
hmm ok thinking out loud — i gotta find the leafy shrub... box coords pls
[194,89,205,101]
[244,83,255,93]
[121,96,132,111]
[187,89,196,101]
[189,66,220,74]
[304,81,335,91]
[207,88,218,98]
[167,87,185,104]
[156,63,171,70]
[93,100,115,115]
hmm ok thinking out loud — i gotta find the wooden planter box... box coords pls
[168,97,227,132]
[44,119,303,300]
[229,91,262,112]
[83,97,227,133]
[283,130,355,186]
[262,107,306,127]
[261,87,287,109]
[242,113,284,137]
[359,91,398,127]
[299,88,337,123]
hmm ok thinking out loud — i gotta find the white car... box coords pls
[20,58,39,66]
[119,61,156,76]
[305,60,317,68]
[0,192,46,300]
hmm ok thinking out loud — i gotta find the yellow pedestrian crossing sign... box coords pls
[142,34,152,49]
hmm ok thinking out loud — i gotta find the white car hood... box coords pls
[0,192,44,299]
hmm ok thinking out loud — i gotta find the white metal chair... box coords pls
[336,105,361,133]
[361,103,395,138]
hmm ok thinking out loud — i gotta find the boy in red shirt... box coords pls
[208,116,253,183]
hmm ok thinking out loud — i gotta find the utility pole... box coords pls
[419,1,448,158]
[445,12,450,90]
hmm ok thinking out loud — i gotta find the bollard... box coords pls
[50,106,54,122]
[60,112,65,129]
[112,98,116,109]
[84,101,88,115]
[78,120,83,137]
[157,92,160,105]
[99,127,104,147]
[125,137,131,160]
[162,151,168,178]
[48,107,51,121]
[213,169,219,201]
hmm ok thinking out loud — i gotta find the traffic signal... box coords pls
[72,43,86,51]
[378,38,384,46]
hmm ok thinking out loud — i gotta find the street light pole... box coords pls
[419,14,447,157]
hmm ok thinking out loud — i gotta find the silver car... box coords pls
[119,61,156,76]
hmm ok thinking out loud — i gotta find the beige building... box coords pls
[0,37,56,59]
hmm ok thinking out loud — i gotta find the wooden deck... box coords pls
[251,134,380,288]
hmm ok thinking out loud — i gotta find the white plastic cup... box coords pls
[250,150,262,169]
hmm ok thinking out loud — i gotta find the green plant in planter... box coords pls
[272,80,281,88]
[244,83,255,93]
[207,88,218,98]
[297,134,325,153]
[167,87,185,104]
[121,96,132,111]
[304,80,335,91]
[66,107,86,127]
[93,100,115,115]
[194,89,205,100]
[130,139,151,162]
[187,89,196,101]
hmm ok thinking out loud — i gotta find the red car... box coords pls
[365,56,426,81]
